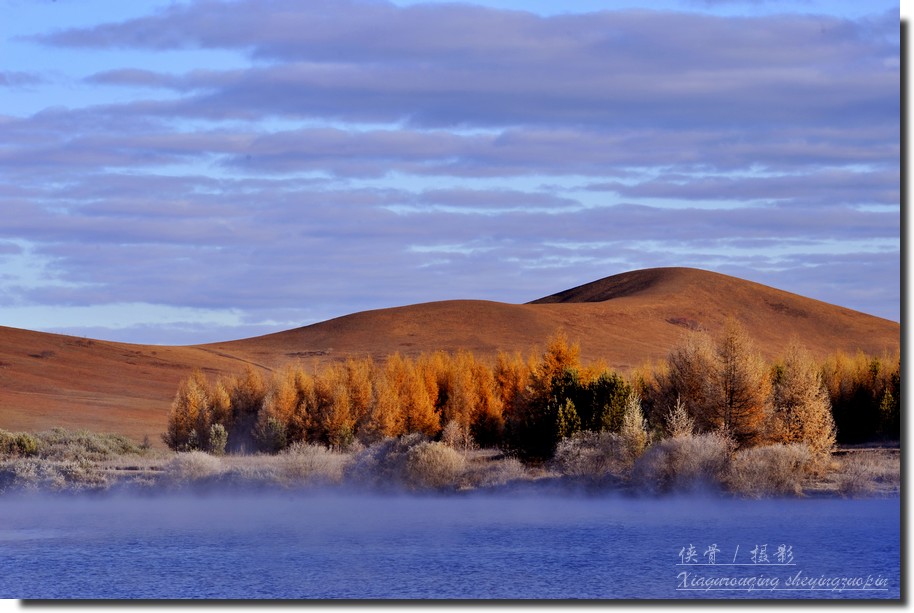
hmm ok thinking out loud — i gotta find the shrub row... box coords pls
[0,428,142,461]
[166,326,898,460]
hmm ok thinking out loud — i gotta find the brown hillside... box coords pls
[0,268,899,443]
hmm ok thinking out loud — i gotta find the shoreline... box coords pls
[0,445,899,500]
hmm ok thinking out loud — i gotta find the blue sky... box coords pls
[0,0,901,344]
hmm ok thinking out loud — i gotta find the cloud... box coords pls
[0,165,897,318]
[588,169,900,206]
[39,2,897,130]
[0,1,898,340]
[85,68,189,90]
[0,111,899,181]
[0,71,42,87]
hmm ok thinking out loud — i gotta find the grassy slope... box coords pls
[0,268,899,442]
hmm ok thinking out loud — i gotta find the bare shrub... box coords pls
[0,430,40,458]
[216,455,284,487]
[632,431,732,493]
[726,444,812,497]
[57,458,110,490]
[836,460,877,497]
[472,456,528,488]
[619,395,649,466]
[208,424,228,456]
[553,431,624,480]
[836,451,900,498]
[0,458,109,493]
[345,433,426,489]
[441,420,476,453]
[35,428,141,462]
[281,442,348,485]
[0,458,43,492]
[253,416,288,453]
[665,397,694,438]
[405,441,467,490]
[166,451,223,482]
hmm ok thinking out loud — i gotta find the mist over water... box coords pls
[0,490,899,600]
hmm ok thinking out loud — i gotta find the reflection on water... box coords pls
[0,491,900,599]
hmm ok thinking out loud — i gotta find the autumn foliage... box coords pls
[165,327,899,457]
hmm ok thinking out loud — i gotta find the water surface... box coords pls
[0,491,899,599]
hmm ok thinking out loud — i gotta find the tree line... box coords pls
[163,322,899,459]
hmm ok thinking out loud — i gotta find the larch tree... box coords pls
[383,353,439,437]
[619,394,649,466]
[664,396,694,438]
[228,365,267,443]
[362,374,404,442]
[314,363,357,450]
[769,341,836,456]
[254,365,304,452]
[493,350,531,421]
[467,356,504,447]
[345,357,375,438]
[658,331,716,430]
[506,332,584,460]
[660,322,770,448]
[163,369,212,451]
[708,320,771,448]
[209,378,234,433]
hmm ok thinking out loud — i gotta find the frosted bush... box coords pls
[664,398,694,438]
[553,431,624,480]
[837,451,900,498]
[726,444,811,497]
[166,451,222,482]
[282,442,348,485]
[474,456,528,488]
[405,441,466,490]
[0,458,109,493]
[216,455,284,487]
[36,428,140,461]
[345,433,425,488]
[441,420,476,452]
[0,430,40,458]
[632,432,732,493]
[57,458,109,490]
[0,458,42,492]
[618,395,649,464]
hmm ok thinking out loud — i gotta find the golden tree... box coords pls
[467,355,504,447]
[708,320,770,448]
[493,350,531,421]
[363,372,404,441]
[254,364,312,450]
[163,369,211,451]
[660,322,770,448]
[314,362,357,449]
[530,331,581,399]
[372,353,439,438]
[769,341,836,455]
[209,377,234,431]
[657,331,716,429]
[345,357,376,437]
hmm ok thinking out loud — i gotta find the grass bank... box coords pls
[0,427,899,498]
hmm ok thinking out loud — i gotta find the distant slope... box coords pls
[0,326,264,442]
[0,268,899,442]
[216,267,898,369]
[530,267,685,304]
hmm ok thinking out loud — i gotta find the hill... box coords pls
[0,268,899,442]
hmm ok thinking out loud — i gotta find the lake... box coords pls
[0,490,900,600]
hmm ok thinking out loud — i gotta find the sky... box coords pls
[0,0,901,345]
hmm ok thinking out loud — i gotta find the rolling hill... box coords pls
[0,268,899,443]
